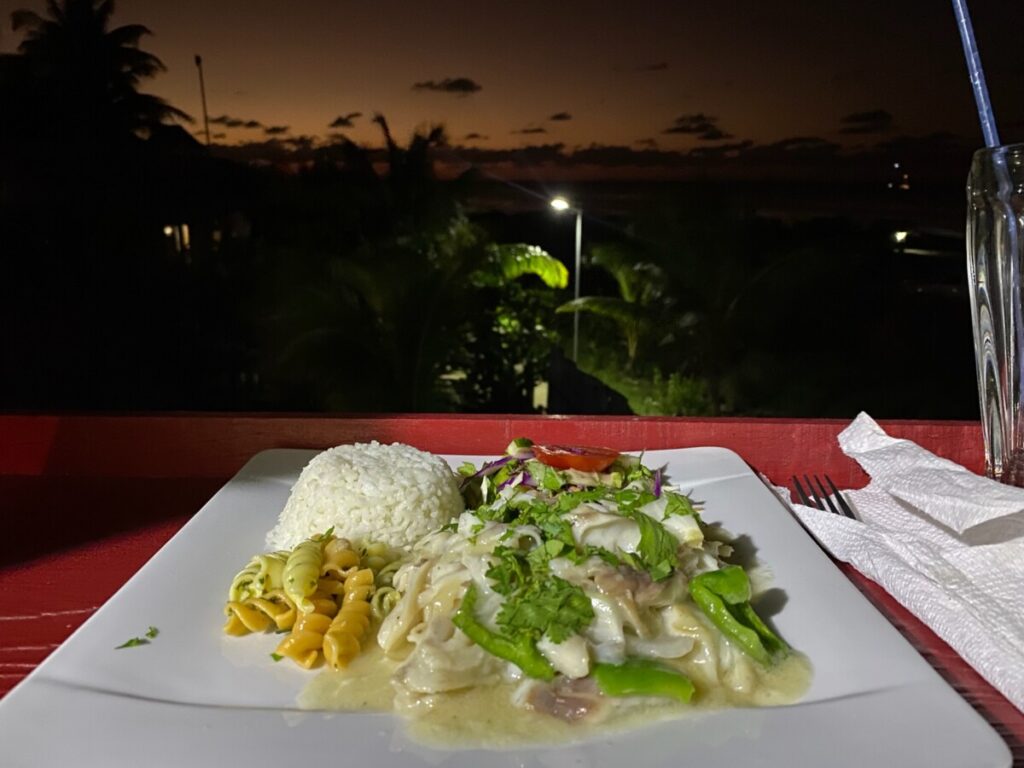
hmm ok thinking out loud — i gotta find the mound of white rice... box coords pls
[265,441,464,551]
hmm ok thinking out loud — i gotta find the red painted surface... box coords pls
[0,414,1016,761]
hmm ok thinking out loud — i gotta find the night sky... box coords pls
[2,0,1022,176]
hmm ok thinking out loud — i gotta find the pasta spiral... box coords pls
[284,535,328,613]
[228,552,288,602]
[223,590,297,635]
[224,532,400,670]
[274,582,340,668]
[323,568,374,670]
[322,538,360,580]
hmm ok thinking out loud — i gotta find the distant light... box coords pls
[893,162,901,169]
[163,225,174,236]
[550,197,571,212]
[893,231,908,243]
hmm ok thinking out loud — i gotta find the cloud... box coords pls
[328,112,363,128]
[686,139,755,159]
[840,109,894,134]
[463,132,488,140]
[513,127,547,135]
[635,138,658,148]
[264,125,289,135]
[209,114,243,128]
[638,62,668,71]
[548,112,572,121]
[412,77,482,95]
[212,132,226,140]
[738,136,839,164]
[443,142,567,167]
[209,114,264,129]
[663,113,734,140]
[285,135,316,148]
[572,143,683,168]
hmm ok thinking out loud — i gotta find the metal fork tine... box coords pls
[825,475,856,519]
[791,476,814,507]
[813,475,842,516]
[803,474,826,510]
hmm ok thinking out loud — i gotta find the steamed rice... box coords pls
[265,441,464,551]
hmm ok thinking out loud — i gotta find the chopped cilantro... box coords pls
[622,510,679,581]
[664,491,699,520]
[524,460,565,492]
[486,546,530,596]
[544,539,566,558]
[115,636,149,649]
[485,542,594,645]
[270,653,283,662]
[614,488,656,510]
[458,461,477,477]
[496,574,594,644]
[145,626,159,639]
[554,487,609,513]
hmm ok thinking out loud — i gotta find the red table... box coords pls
[1,414,1020,763]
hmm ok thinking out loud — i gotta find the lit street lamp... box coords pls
[550,196,582,362]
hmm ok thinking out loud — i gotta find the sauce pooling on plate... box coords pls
[300,644,811,747]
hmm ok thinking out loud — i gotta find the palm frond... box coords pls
[10,9,46,31]
[556,295,650,324]
[487,243,568,288]
[106,23,154,48]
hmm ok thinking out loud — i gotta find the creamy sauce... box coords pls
[299,643,812,748]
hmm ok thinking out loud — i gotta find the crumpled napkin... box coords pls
[784,412,1024,713]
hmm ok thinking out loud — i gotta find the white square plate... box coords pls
[0,448,1010,767]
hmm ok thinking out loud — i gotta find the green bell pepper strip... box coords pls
[593,658,695,703]
[689,565,788,666]
[452,582,555,681]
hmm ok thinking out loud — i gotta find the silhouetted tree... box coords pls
[263,118,567,411]
[9,0,188,144]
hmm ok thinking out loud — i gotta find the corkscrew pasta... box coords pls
[283,535,329,613]
[323,568,374,669]
[225,534,404,669]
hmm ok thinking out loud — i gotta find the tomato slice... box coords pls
[532,444,619,473]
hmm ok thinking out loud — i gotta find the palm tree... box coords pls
[268,117,568,412]
[10,0,188,141]
[556,243,667,369]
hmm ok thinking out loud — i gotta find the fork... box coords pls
[792,474,856,519]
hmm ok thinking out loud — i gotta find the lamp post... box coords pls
[550,197,582,362]
[194,54,211,146]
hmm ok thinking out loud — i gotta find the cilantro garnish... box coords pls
[497,574,594,644]
[117,626,160,649]
[270,653,284,662]
[664,491,700,520]
[485,545,594,644]
[487,545,531,596]
[622,510,679,581]
[115,636,149,649]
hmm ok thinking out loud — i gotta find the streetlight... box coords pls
[550,196,582,362]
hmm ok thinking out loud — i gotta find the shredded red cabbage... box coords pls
[459,455,514,490]
[653,467,663,498]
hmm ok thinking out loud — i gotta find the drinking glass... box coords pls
[967,143,1024,484]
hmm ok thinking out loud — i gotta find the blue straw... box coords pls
[951,0,1000,148]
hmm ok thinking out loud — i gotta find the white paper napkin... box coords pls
[784,413,1024,714]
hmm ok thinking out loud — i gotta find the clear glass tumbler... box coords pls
[967,144,1024,484]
